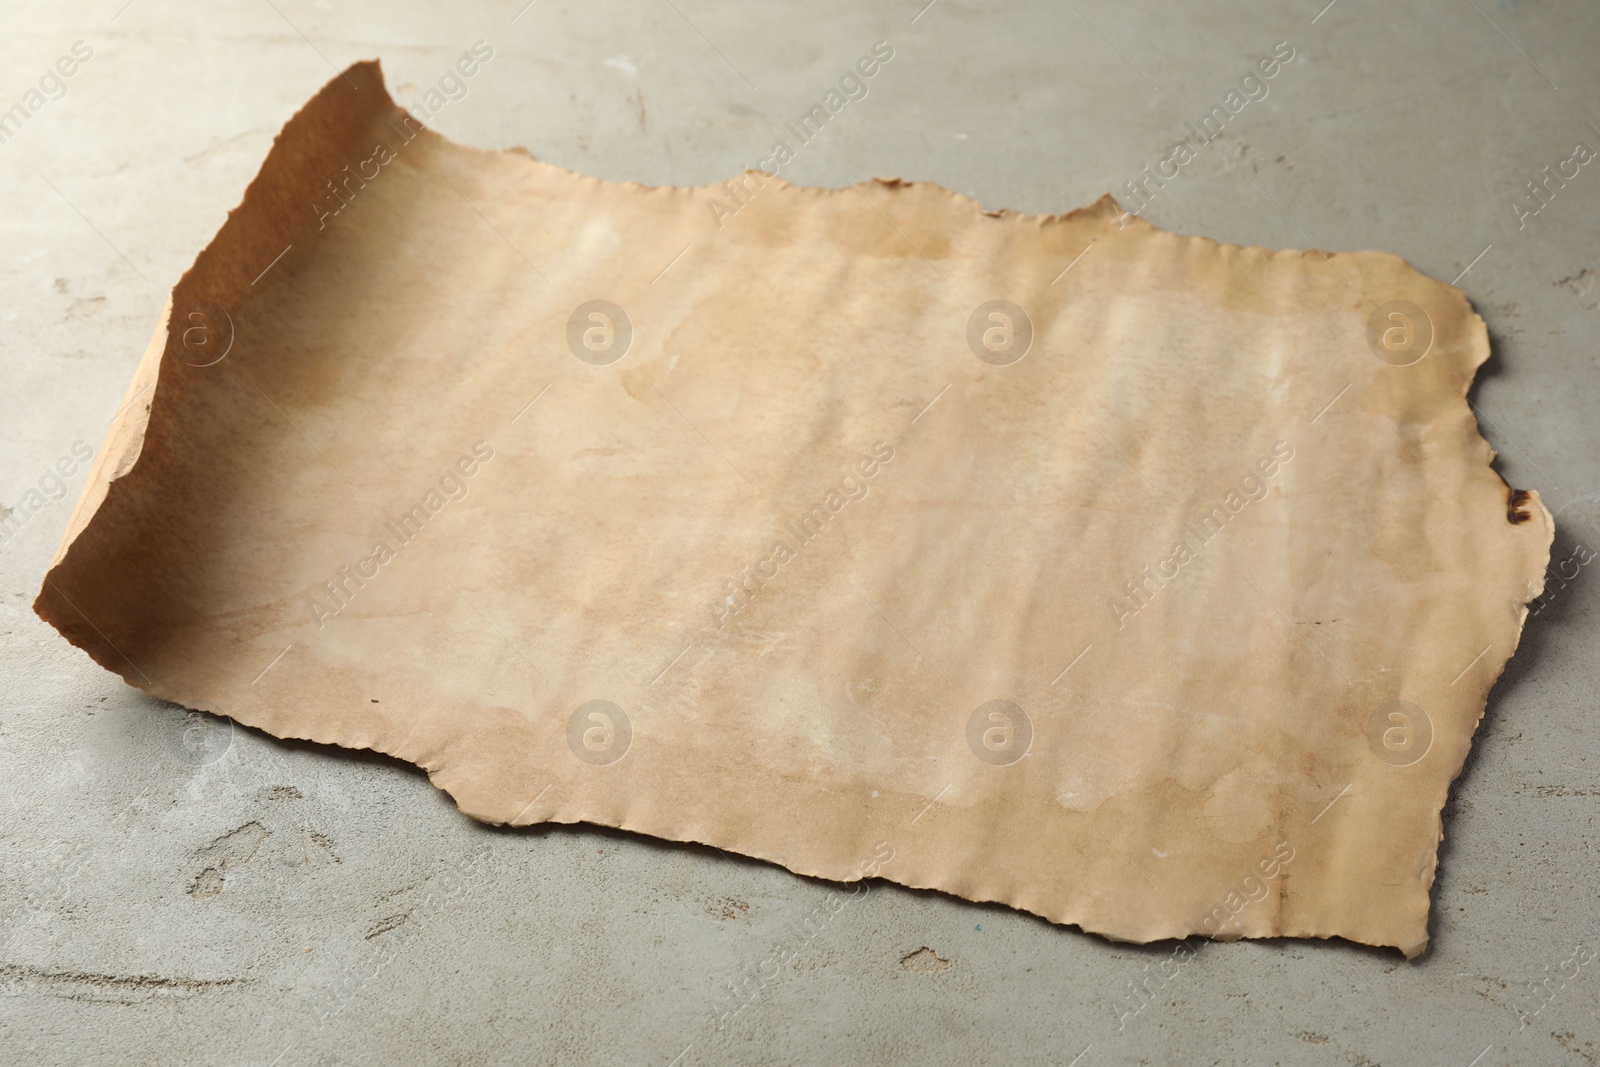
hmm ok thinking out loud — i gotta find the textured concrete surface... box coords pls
[2,1,1597,1064]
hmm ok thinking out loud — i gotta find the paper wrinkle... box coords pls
[35,62,1552,957]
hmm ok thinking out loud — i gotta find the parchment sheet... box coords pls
[36,61,1551,956]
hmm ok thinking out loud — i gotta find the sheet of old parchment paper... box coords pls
[36,61,1551,956]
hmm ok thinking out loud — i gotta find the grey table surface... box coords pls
[1,1,1596,1064]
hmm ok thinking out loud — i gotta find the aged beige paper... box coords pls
[37,61,1551,956]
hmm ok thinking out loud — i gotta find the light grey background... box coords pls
[2,1,1596,1064]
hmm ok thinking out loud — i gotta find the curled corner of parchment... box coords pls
[36,61,1552,958]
